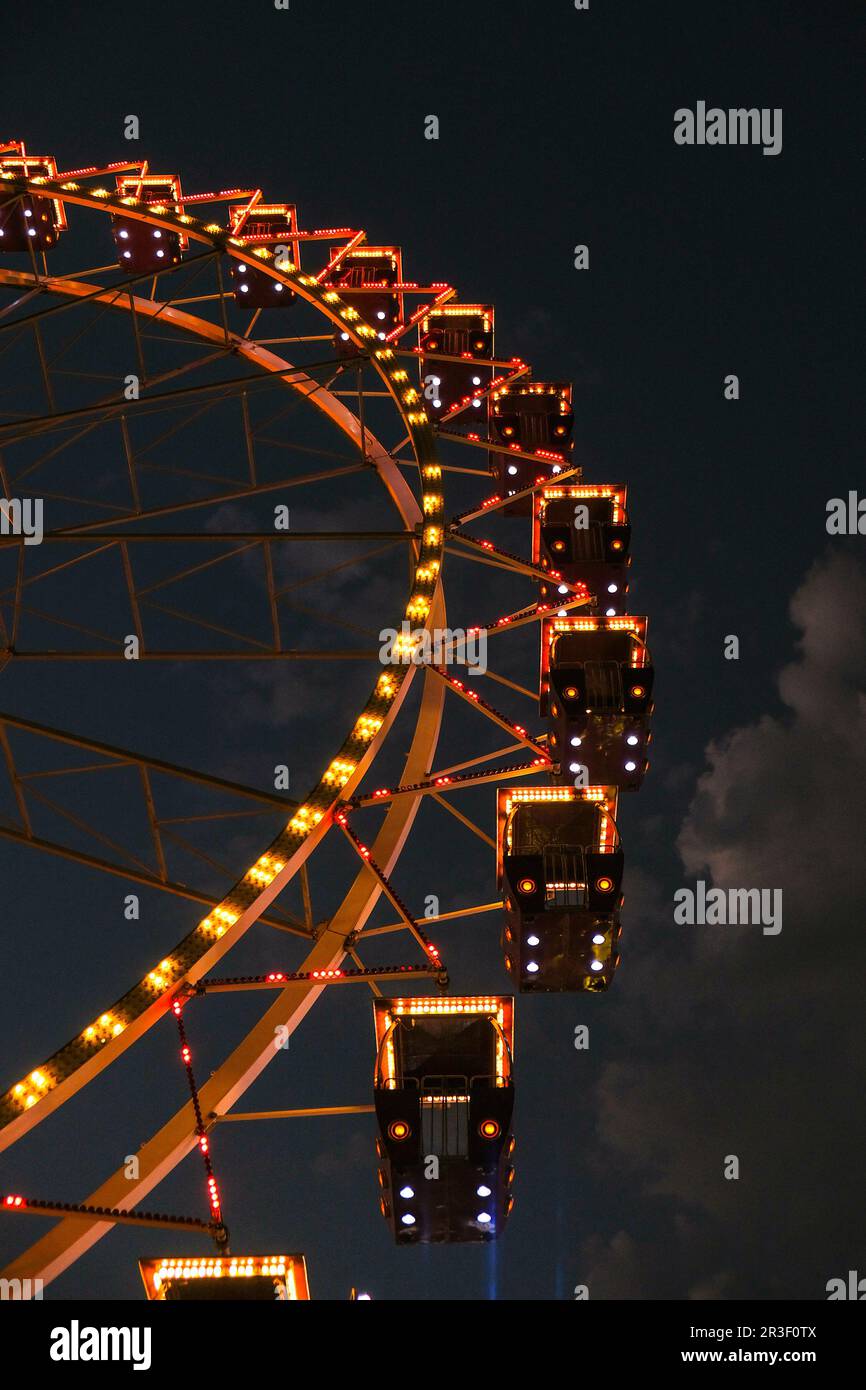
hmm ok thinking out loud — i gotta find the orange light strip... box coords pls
[139,1255,309,1300]
[537,483,627,525]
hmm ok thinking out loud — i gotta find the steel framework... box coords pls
[0,142,593,1288]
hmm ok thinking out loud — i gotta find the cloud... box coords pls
[583,551,866,1298]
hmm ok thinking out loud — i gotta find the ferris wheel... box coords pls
[0,140,652,1299]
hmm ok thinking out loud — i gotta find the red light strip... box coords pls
[293,226,360,243]
[197,963,443,992]
[346,756,549,809]
[1,1192,214,1233]
[334,816,446,973]
[179,187,262,205]
[429,668,551,762]
[465,591,591,644]
[448,525,590,595]
[435,362,531,428]
[452,463,584,526]
[436,428,573,470]
[314,229,368,282]
[404,347,522,369]
[384,285,456,342]
[55,160,144,179]
[172,998,225,1237]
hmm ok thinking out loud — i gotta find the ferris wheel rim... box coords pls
[0,180,448,1154]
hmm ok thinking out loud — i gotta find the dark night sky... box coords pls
[1,1,865,1300]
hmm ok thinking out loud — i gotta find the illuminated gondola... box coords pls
[490,382,573,513]
[373,996,515,1244]
[325,245,403,355]
[229,201,300,307]
[139,1253,310,1301]
[498,787,623,992]
[419,303,494,432]
[541,614,653,791]
[534,483,631,611]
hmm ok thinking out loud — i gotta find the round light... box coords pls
[526,934,540,946]
[239,283,249,292]
[376,310,386,319]
[123,251,131,259]
[472,375,481,385]
[526,961,540,974]
[401,1213,416,1226]
[275,283,284,292]
[607,583,618,593]
[477,1212,492,1224]
[340,332,350,340]
[557,584,568,594]
[507,464,518,475]
[590,960,604,972]
[625,760,637,772]
[388,1120,411,1141]
[399,1185,415,1199]
[119,229,129,239]
[552,540,565,552]
[568,762,582,774]
[595,876,614,893]
[563,686,578,699]
[433,399,442,408]
[630,685,645,699]
[357,1293,372,1300]
[592,933,606,945]
[626,735,639,746]
[432,376,441,386]
[153,230,162,239]
[476,1184,492,1198]
[503,425,514,436]
[472,399,481,407]
[518,877,536,895]
[570,736,582,747]
[237,263,246,273]
[611,538,624,551]
[479,1119,501,1139]
[605,607,616,616]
